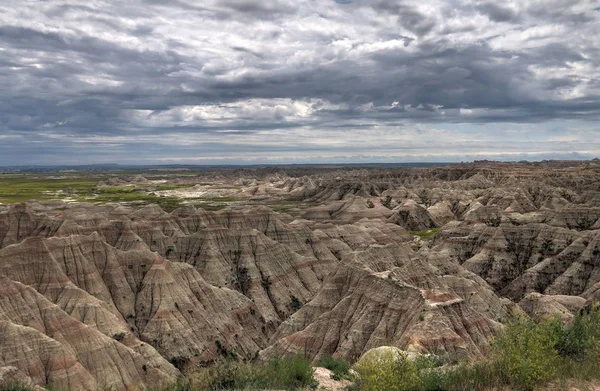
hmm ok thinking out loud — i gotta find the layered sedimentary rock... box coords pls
[301,195,394,224]
[1,160,600,390]
[387,200,436,231]
[518,292,586,322]
[0,276,178,390]
[0,202,345,389]
[262,244,506,362]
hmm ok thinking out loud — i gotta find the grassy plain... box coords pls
[0,173,315,214]
[0,174,235,212]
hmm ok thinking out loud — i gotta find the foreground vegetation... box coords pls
[353,306,600,391]
[2,308,600,390]
[163,356,316,390]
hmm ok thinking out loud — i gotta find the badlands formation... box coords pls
[0,160,599,389]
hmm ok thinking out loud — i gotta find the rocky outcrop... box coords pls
[518,292,586,322]
[0,276,178,390]
[262,244,505,362]
[0,366,45,391]
[387,200,436,231]
[302,196,394,224]
[0,233,271,366]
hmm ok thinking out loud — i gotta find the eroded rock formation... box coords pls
[1,160,599,390]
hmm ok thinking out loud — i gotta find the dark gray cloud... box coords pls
[0,0,598,165]
[476,3,520,23]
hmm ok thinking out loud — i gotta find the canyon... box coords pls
[0,160,599,390]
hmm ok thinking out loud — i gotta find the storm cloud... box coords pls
[0,0,598,164]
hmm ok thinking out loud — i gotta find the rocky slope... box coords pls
[1,160,599,390]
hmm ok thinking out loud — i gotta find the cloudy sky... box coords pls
[0,0,599,165]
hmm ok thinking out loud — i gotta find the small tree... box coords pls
[491,317,562,390]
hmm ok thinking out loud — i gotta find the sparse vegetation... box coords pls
[0,383,35,391]
[177,356,316,390]
[290,295,303,312]
[155,184,197,191]
[0,175,98,204]
[0,174,243,212]
[353,350,445,391]
[112,332,126,342]
[353,306,600,391]
[317,354,352,381]
[259,201,318,216]
[409,227,439,240]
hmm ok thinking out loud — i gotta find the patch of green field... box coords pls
[79,192,186,212]
[95,185,138,193]
[0,175,302,215]
[0,175,189,212]
[409,227,439,240]
[0,176,98,204]
[195,203,229,211]
[197,196,241,202]
[154,184,198,191]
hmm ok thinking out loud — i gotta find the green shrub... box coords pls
[352,307,600,390]
[266,354,316,389]
[353,350,442,391]
[490,316,562,390]
[163,307,600,390]
[317,354,352,380]
[186,355,316,390]
[556,306,600,359]
[0,383,35,391]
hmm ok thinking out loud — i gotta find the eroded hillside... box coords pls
[0,160,599,390]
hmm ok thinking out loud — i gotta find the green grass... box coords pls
[95,185,138,193]
[0,176,98,203]
[409,227,439,240]
[0,175,240,212]
[353,305,600,391]
[0,383,35,391]
[175,356,316,390]
[318,354,352,381]
[197,196,241,203]
[84,192,187,212]
[0,174,313,216]
[155,184,197,191]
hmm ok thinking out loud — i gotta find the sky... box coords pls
[0,0,599,165]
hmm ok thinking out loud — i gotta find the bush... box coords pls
[352,306,600,390]
[318,354,351,380]
[353,350,442,391]
[556,306,600,359]
[490,316,562,390]
[158,307,600,390]
[186,355,316,390]
[266,354,316,389]
[0,383,34,391]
